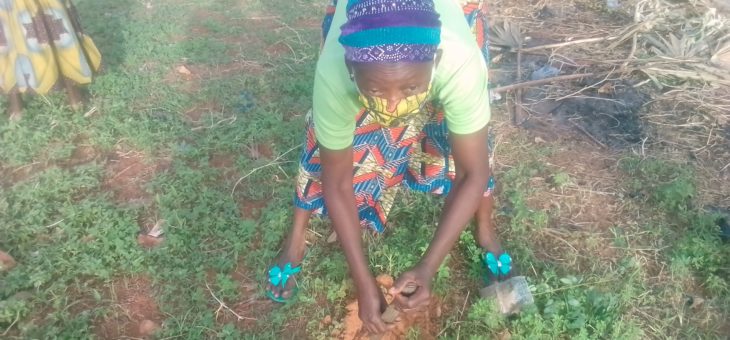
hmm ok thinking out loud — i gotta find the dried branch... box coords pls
[206,282,256,321]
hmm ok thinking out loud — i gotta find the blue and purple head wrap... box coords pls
[339,0,442,63]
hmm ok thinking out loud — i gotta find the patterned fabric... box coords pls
[321,0,337,47]
[297,103,430,232]
[339,0,441,63]
[345,43,438,63]
[460,0,490,61]
[295,0,492,233]
[0,0,101,94]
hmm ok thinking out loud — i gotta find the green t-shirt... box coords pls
[313,0,491,150]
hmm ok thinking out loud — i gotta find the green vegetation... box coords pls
[1,0,727,339]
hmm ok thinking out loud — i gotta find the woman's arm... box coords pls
[320,146,388,333]
[320,146,372,288]
[419,126,491,276]
[391,126,491,308]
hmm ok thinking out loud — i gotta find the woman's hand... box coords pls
[390,266,433,311]
[358,283,389,334]
[406,126,491,309]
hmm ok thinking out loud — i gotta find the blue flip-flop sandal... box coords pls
[266,262,302,303]
[480,252,534,312]
[483,251,513,284]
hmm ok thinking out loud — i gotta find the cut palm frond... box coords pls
[644,32,710,59]
[489,20,524,50]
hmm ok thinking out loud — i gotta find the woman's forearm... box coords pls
[322,182,375,288]
[417,126,492,277]
[419,168,490,277]
[320,147,376,291]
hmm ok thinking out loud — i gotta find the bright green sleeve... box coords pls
[438,47,491,135]
[430,0,492,135]
[312,65,359,150]
[311,0,360,150]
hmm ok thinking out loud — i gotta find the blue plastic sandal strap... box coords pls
[268,263,301,287]
[484,252,499,275]
[484,252,513,276]
[498,253,512,275]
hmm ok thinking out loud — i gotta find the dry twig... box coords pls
[231,144,302,196]
[513,49,526,125]
[492,73,595,93]
[206,282,256,321]
[570,120,609,149]
[521,36,619,52]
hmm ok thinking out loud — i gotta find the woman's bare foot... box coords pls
[267,230,307,300]
[475,194,515,283]
[474,195,503,254]
[266,207,311,300]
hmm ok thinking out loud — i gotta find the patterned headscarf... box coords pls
[339,0,442,63]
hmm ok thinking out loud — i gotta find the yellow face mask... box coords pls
[353,63,437,127]
[358,86,431,126]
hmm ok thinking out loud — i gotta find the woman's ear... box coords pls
[435,49,443,67]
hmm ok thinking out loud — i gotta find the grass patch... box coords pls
[1,0,728,338]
